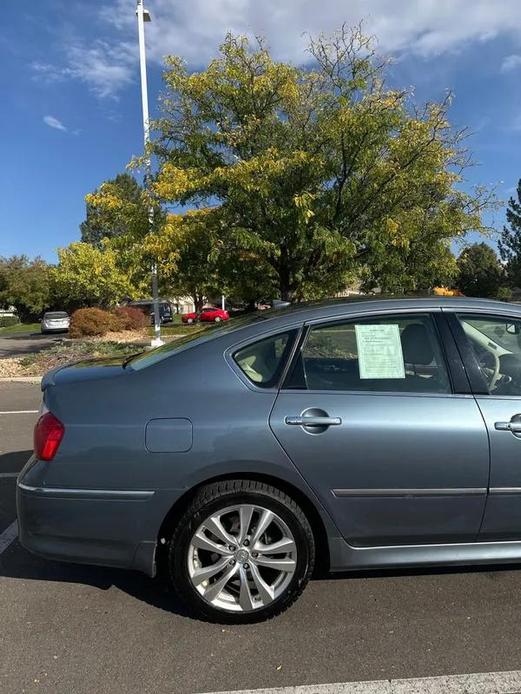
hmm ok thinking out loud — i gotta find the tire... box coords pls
[168,480,315,623]
[187,318,194,324]
[214,316,222,323]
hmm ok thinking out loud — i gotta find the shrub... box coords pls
[112,306,149,331]
[0,315,20,328]
[69,308,116,338]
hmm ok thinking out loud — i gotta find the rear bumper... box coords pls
[16,474,161,576]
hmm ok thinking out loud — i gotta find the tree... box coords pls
[83,173,166,293]
[53,242,136,310]
[149,28,493,301]
[218,243,278,308]
[498,179,521,287]
[456,243,505,298]
[145,211,223,312]
[80,173,151,248]
[0,256,53,321]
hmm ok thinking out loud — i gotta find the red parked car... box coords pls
[181,306,230,324]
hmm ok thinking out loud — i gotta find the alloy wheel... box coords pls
[187,504,297,613]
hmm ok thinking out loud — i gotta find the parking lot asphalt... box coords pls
[4,383,521,693]
[0,332,63,358]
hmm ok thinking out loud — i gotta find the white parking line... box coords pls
[0,472,19,479]
[0,520,18,556]
[201,670,521,694]
[0,410,38,415]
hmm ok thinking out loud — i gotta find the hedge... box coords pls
[112,306,149,330]
[69,308,117,338]
[0,315,20,328]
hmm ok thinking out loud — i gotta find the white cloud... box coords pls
[501,54,521,72]
[43,115,67,132]
[33,40,136,99]
[35,0,521,98]
[103,0,521,65]
[64,40,136,98]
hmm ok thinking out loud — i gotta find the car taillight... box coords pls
[34,412,64,461]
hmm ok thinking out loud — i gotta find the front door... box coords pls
[448,311,521,541]
[270,311,489,546]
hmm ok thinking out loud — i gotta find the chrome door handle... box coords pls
[285,416,342,427]
[495,420,521,433]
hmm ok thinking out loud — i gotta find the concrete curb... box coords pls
[0,376,42,384]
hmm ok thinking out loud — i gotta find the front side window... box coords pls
[234,331,297,388]
[291,314,450,393]
[456,314,521,396]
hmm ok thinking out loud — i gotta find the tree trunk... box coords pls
[278,247,294,302]
[193,293,204,313]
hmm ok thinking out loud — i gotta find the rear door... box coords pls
[447,311,521,541]
[269,310,489,546]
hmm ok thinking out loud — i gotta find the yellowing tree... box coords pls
[53,242,136,309]
[149,27,494,300]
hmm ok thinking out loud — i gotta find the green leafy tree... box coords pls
[81,173,151,248]
[146,211,224,312]
[218,244,278,308]
[456,243,505,298]
[148,28,493,301]
[53,242,136,310]
[0,256,52,321]
[499,180,521,288]
[83,174,166,292]
[144,209,277,309]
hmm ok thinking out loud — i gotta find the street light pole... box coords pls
[136,0,163,347]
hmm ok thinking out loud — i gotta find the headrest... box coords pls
[500,353,521,381]
[401,323,434,365]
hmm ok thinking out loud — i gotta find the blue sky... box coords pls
[1,0,520,263]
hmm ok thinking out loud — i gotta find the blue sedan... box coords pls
[17,297,521,621]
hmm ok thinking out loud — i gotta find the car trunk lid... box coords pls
[41,356,133,391]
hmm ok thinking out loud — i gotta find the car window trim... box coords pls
[281,325,309,389]
[433,312,472,394]
[281,309,459,396]
[444,310,521,397]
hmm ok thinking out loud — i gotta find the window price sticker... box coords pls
[355,324,405,379]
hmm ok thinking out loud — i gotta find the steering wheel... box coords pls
[476,349,501,391]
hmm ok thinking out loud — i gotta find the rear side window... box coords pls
[234,330,297,388]
[288,314,450,393]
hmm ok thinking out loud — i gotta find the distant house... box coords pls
[170,296,195,314]
[0,306,17,317]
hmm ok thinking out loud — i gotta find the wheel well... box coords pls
[156,472,330,575]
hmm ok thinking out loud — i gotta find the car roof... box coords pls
[222,296,521,337]
[129,299,169,305]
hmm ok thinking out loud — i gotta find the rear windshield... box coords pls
[44,312,68,318]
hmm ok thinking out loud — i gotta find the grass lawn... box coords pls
[0,322,40,336]
[148,322,211,338]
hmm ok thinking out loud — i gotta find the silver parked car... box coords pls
[17,297,521,622]
[41,311,70,334]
